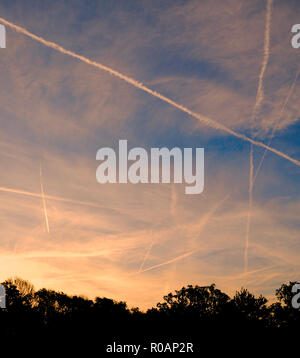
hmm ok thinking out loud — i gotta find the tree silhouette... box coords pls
[230,287,269,327]
[0,277,299,352]
[156,284,229,318]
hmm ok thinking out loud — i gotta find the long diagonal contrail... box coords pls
[0,17,300,167]
[40,163,50,233]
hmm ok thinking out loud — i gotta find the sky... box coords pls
[0,0,299,309]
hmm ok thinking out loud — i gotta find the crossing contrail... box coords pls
[138,240,154,273]
[140,249,198,273]
[253,67,300,184]
[0,17,300,167]
[139,193,230,275]
[252,0,273,118]
[40,163,50,233]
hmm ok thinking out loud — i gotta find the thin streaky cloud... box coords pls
[0,17,300,167]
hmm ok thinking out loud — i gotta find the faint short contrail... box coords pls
[140,249,198,273]
[170,184,177,218]
[252,0,273,118]
[1,249,113,258]
[1,17,300,167]
[0,185,108,209]
[40,163,50,233]
[188,192,231,249]
[244,144,254,273]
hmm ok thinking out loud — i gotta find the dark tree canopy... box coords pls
[0,277,299,354]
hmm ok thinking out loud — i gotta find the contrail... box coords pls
[40,163,50,233]
[138,240,154,273]
[244,144,254,273]
[188,192,231,249]
[252,0,273,118]
[0,185,108,209]
[245,0,273,273]
[1,249,112,258]
[253,67,300,184]
[138,185,177,272]
[140,249,198,273]
[139,193,231,275]
[138,193,230,274]
[1,17,300,167]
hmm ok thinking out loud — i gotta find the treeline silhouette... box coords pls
[0,278,299,354]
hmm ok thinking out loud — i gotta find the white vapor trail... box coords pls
[244,144,253,273]
[1,17,300,167]
[245,0,273,273]
[252,0,273,118]
[40,163,50,233]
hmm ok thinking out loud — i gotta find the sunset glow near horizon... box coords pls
[0,0,300,309]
